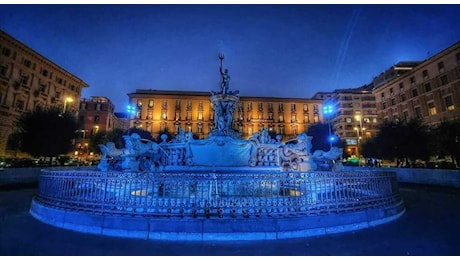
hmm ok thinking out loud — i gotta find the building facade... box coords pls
[372,41,460,127]
[0,30,89,156]
[127,89,324,141]
[323,87,378,157]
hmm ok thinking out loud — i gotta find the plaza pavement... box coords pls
[1,182,459,256]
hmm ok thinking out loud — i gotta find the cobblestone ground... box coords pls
[1,183,459,256]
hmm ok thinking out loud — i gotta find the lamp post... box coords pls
[126,104,137,135]
[322,104,334,150]
[63,97,73,113]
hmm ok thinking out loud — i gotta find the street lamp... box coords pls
[126,104,137,134]
[322,104,334,150]
[355,114,364,137]
[63,97,73,113]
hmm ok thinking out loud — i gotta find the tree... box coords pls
[6,131,22,157]
[12,106,79,161]
[89,128,125,153]
[306,122,343,152]
[431,120,460,167]
[362,118,431,166]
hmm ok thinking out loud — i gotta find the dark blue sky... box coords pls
[1,4,460,111]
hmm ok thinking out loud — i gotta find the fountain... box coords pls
[30,55,405,241]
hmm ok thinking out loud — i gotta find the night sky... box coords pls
[1,4,460,111]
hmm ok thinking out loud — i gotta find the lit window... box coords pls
[445,96,455,111]
[427,102,437,116]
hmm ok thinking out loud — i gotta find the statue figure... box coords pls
[219,53,230,94]
[220,68,230,94]
[279,133,313,171]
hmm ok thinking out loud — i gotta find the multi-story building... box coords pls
[0,30,89,156]
[76,96,123,160]
[78,96,119,138]
[322,86,378,157]
[127,89,324,140]
[373,41,460,127]
[319,62,421,157]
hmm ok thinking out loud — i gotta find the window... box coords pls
[161,111,167,120]
[96,103,101,110]
[80,103,86,110]
[175,100,181,110]
[56,77,63,84]
[198,101,203,111]
[390,88,393,95]
[2,48,11,57]
[55,92,61,99]
[445,96,455,111]
[438,61,445,73]
[147,111,153,120]
[258,102,263,111]
[415,107,422,119]
[381,92,385,98]
[427,102,437,116]
[94,115,100,123]
[401,94,406,102]
[440,75,448,85]
[15,99,25,110]
[291,113,296,122]
[313,115,319,123]
[186,111,192,120]
[20,75,29,85]
[422,70,429,80]
[291,104,296,111]
[268,103,273,112]
[198,124,203,134]
[278,113,284,122]
[162,100,167,109]
[345,117,352,123]
[0,65,7,76]
[42,69,49,77]
[412,89,418,98]
[391,99,395,106]
[303,104,309,112]
[247,102,252,111]
[148,100,154,108]
[457,53,460,65]
[137,99,142,107]
[292,125,297,135]
[424,83,431,92]
[382,102,386,109]
[403,111,409,121]
[304,115,309,123]
[279,125,284,135]
[410,77,416,86]
[278,103,283,112]
[399,82,405,91]
[198,111,203,120]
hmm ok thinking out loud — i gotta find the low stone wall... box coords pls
[345,166,460,188]
[0,167,42,187]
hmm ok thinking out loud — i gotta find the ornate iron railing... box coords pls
[35,170,402,218]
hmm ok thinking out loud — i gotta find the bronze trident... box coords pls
[219,53,225,70]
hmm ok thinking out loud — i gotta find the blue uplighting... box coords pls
[126,105,137,115]
[323,105,334,115]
